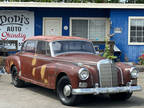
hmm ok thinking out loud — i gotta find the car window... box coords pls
[52,40,95,56]
[22,40,37,53]
[36,41,51,56]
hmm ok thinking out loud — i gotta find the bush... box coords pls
[138,54,144,65]
[103,36,117,60]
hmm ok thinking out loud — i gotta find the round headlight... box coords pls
[130,67,138,78]
[78,68,89,80]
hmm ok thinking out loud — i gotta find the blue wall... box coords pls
[110,9,144,63]
[3,7,143,63]
[34,8,110,36]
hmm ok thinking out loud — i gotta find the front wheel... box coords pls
[11,66,25,87]
[56,76,81,106]
[109,92,133,101]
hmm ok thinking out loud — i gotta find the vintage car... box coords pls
[5,36,141,106]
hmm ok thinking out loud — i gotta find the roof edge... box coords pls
[0,2,144,9]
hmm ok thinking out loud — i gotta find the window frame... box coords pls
[69,17,110,41]
[21,40,37,53]
[50,40,96,57]
[128,16,144,45]
[36,40,51,56]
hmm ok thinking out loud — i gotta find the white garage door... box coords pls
[43,18,62,36]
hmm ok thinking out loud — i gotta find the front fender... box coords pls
[55,62,81,89]
[116,62,132,85]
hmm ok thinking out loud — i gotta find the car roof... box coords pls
[26,36,89,42]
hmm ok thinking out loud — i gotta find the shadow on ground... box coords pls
[21,83,144,108]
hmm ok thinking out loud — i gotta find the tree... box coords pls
[136,0,144,3]
[108,0,119,3]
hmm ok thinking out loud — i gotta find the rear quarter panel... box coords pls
[5,55,21,74]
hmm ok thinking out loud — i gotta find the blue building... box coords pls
[0,2,144,63]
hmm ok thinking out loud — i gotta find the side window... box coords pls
[36,41,51,56]
[37,41,46,55]
[22,40,36,53]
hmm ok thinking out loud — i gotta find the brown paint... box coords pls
[5,36,137,90]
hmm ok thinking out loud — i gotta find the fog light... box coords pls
[79,82,87,88]
[95,83,99,88]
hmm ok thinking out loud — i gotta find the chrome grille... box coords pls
[99,63,118,87]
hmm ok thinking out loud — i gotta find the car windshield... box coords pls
[51,40,95,56]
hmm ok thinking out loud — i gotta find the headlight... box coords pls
[78,68,89,80]
[130,67,139,78]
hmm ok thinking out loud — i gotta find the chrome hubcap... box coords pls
[63,85,71,97]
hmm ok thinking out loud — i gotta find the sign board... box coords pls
[0,40,18,51]
[0,10,34,50]
[114,28,122,34]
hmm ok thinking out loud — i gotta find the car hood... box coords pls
[55,53,105,65]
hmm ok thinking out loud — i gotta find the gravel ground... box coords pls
[0,73,144,108]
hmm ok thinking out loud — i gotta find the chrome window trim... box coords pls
[49,42,54,57]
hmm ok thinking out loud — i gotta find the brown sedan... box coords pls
[5,36,141,106]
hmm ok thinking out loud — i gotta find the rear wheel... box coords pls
[11,66,25,87]
[109,92,133,101]
[56,76,81,106]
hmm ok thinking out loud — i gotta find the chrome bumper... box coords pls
[72,86,142,95]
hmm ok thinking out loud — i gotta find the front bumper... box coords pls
[72,86,142,95]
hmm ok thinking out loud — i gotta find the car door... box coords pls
[19,40,37,80]
[33,41,53,87]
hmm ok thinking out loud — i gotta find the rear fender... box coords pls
[5,56,21,74]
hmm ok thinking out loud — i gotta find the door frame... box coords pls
[43,17,62,36]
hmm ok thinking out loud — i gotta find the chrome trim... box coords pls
[72,86,142,95]
[49,42,55,57]
[116,66,124,85]
[130,67,139,78]
[130,67,138,73]
[97,59,112,87]
[79,82,88,88]
[78,68,89,80]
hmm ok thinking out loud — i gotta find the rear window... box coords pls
[22,40,37,53]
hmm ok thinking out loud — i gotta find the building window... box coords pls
[71,18,108,41]
[129,17,144,45]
